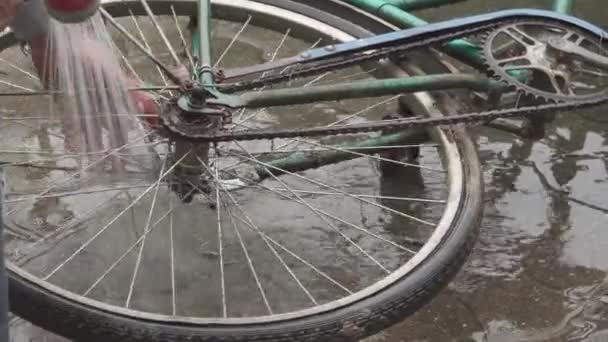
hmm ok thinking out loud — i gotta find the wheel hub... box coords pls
[160,83,233,202]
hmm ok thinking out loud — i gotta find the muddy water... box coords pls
[368,1,608,341]
[10,0,608,341]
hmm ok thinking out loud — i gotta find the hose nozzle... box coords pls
[44,0,100,23]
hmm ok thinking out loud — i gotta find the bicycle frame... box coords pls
[171,0,596,179]
[187,0,580,112]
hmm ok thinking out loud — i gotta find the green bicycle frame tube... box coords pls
[344,0,483,68]
[194,0,214,84]
[386,0,466,11]
[188,0,570,111]
[553,0,573,14]
[235,73,503,108]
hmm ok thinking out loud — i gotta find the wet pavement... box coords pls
[366,117,608,341]
[9,0,608,341]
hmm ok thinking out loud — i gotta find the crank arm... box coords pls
[547,38,608,70]
[221,9,607,82]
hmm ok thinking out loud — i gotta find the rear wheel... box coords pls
[1,0,483,340]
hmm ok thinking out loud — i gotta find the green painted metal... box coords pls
[258,130,429,180]
[196,0,214,84]
[235,74,503,108]
[553,0,573,14]
[344,0,483,68]
[386,0,466,11]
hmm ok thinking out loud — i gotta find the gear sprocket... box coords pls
[483,20,608,102]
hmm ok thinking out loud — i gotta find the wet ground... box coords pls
[9,0,608,341]
[367,2,608,342]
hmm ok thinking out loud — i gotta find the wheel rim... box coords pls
[2,0,467,325]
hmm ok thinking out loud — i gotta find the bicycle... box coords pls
[1,0,607,341]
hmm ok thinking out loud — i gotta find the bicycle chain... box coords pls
[162,17,608,142]
[220,22,499,93]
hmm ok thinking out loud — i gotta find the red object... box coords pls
[45,0,100,23]
[46,0,94,12]
[128,78,162,128]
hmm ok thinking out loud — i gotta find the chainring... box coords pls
[483,20,608,102]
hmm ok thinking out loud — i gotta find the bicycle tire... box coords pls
[6,0,484,341]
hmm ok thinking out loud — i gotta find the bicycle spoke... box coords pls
[171,5,195,72]
[43,151,189,280]
[0,80,35,92]
[316,68,379,86]
[6,184,157,204]
[199,165,319,306]
[264,188,444,204]
[8,119,64,140]
[109,37,171,105]
[234,142,389,273]
[289,137,443,172]
[221,143,437,155]
[303,72,330,87]
[5,133,153,217]
[220,187,324,311]
[140,0,181,65]
[169,196,177,315]
[82,191,193,297]
[214,15,252,68]
[13,189,132,265]
[3,156,155,173]
[226,201,318,306]
[244,182,421,253]
[216,164,423,253]
[110,39,144,84]
[234,121,423,170]
[125,156,168,308]
[129,9,172,91]
[300,67,378,88]
[82,209,168,296]
[233,27,293,126]
[100,8,182,85]
[197,158,273,314]
[0,91,50,96]
[230,210,352,295]
[0,112,166,121]
[225,150,437,226]
[0,57,40,82]
[224,205,273,314]
[332,96,403,127]
[0,139,165,156]
[212,156,227,317]
[268,29,291,70]
[212,176,442,205]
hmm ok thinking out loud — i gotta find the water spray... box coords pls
[44,0,100,23]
